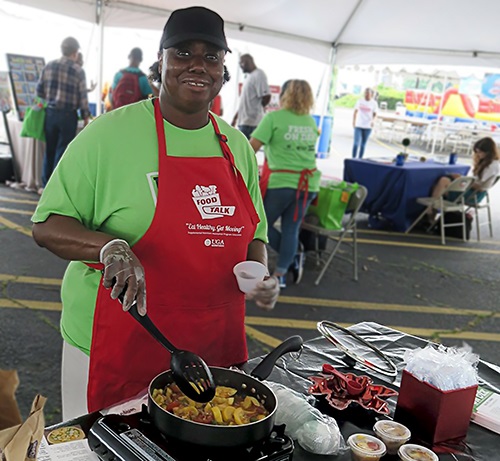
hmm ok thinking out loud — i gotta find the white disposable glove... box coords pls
[246,276,279,311]
[100,239,146,315]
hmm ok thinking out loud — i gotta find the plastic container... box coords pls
[398,444,438,461]
[373,420,411,455]
[347,433,386,461]
[233,261,267,293]
[396,153,406,166]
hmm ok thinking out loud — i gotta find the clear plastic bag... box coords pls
[265,381,346,455]
[403,344,479,391]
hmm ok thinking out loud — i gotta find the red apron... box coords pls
[259,160,317,220]
[86,99,259,412]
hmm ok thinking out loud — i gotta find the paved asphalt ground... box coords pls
[1,108,500,425]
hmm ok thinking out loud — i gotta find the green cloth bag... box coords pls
[20,100,46,142]
[309,180,359,230]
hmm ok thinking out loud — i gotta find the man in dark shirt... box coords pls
[36,37,90,188]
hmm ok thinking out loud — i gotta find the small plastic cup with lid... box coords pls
[373,420,411,455]
[398,443,438,461]
[347,433,386,461]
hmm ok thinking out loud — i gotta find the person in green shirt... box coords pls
[250,79,320,289]
[31,6,280,420]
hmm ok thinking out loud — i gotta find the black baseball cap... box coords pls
[159,6,231,52]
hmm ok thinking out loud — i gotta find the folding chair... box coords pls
[405,176,475,245]
[466,176,499,241]
[301,185,367,285]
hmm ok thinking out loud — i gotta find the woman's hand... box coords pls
[100,239,147,315]
[246,275,280,311]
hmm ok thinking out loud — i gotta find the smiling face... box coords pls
[159,40,225,116]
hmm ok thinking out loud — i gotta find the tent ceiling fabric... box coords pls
[9,0,500,66]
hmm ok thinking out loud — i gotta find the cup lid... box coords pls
[373,420,411,441]
[398,444,438,461]
[347,433,386,456]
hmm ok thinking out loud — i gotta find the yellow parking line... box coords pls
[0,298,62,311]
[358,228,500,247]
[0,197,38,205]
[245,325,282,349]
[0,207,33,216]
[0,215,32,237]
[245,317,500,342]
[279,295,498,318]
[0,191,37,200]
[0,282,495,319]
[331,235,500,254]
[1,298,498,343]
[0,274,62,285]
[358,238,500,255]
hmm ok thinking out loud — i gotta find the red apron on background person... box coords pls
[86,99,259,412]
[259,159,317,221]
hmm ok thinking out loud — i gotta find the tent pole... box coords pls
[232,50,242,126]
[431,75,448,155]
[318,46,337,131]
[96,0,104,117]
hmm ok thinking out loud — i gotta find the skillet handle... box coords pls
[250,335,303,381]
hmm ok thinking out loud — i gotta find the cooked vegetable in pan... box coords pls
[152,384,269,425]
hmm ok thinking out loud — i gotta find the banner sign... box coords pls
[6,53,45,121]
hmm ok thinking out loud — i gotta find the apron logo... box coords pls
[192,184,236,220]
[204,238,225,248]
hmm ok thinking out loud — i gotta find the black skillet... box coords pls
[148,335,303,447]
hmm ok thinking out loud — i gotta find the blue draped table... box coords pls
[343,158,470,231]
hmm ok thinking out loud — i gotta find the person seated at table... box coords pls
[427,137,500,221]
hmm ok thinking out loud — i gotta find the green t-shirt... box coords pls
[32,100,267,354]
[251,109,321,191]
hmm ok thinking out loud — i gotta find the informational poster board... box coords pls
[6,53,45,121]
[0,71,14,112]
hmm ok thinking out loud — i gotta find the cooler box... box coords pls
[395,370,477,444]
[312,115,333,158]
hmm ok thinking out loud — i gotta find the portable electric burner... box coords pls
[88,407,294,461]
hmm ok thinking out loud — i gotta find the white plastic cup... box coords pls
[347,433,386,461]
[398,444,438,461]
[373,420,411,455]
[233,261,267,293]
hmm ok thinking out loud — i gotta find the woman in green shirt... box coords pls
[250,80,320,288]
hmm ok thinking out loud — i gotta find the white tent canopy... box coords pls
[7,0,500,67]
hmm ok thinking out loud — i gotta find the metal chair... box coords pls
[301,185,368,285]
[423,123,447,151]
[405,176,475,244]
[466,176,499,241]
[388,120,410,143]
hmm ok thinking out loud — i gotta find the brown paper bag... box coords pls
[0,370,23,430]
[0,370,46,461]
